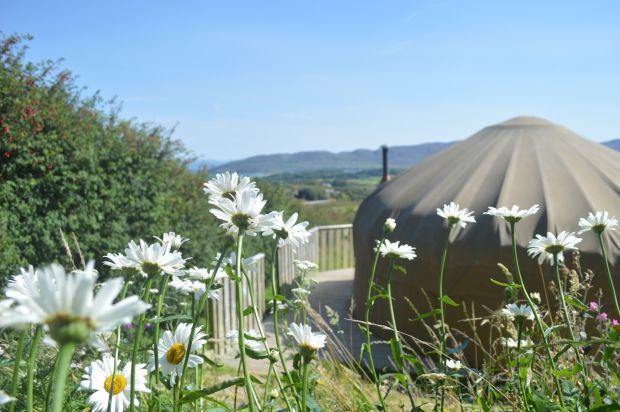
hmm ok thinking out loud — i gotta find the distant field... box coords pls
[300,199,361,226]
[264,169,386,226]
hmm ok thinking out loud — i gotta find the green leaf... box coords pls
[243,332,265,342]
[394,264,407,274]
[441,295,459,307]
[552,364,582,378]
[389,338,403,369]
[530,391,562,411]
[245,347,269,360]
[242,306,255,317]
[409,309,441,322]
[180,377,244,402]
[225,264,239,281]
[198,353,223,368]
[402,354,425,375]
[148,314,193,324]
[564,295,587,311]
[490,278,522,289]
[588,404,620,412]
[250,375,264,384]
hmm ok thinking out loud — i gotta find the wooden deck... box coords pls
[217,267,396,374]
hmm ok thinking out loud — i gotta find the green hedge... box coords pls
[0,33,300,280]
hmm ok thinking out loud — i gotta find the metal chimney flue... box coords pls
[380,145,389,184]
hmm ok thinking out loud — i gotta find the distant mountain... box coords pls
[605,139,620,151]
[206,139,620,176]
[188,158,229,172]
[212,142,455,176]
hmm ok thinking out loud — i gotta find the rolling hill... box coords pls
[212,142,455,175]
[206,139,620,176]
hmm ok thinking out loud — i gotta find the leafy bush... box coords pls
[0,33,299,280]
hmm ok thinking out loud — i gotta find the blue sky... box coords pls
[4,1,620,160]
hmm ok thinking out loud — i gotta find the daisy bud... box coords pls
[384,218,396,233]
[269,348,280,363]
[48,316,91,345]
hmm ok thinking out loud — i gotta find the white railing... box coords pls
[209,224,354,353]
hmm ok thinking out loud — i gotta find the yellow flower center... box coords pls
[166,342,186,365]
[104,374,127,395]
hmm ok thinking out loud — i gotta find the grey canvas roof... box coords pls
[352,116,620,363]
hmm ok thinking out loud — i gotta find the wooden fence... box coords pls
[209,253,266,353]
[209,224,354,353]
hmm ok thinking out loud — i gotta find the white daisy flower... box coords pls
[168,277,218,301]
[527,231,582,266]
[0,263,150,345]
[384,218,397,233]
[149,323,206,384]
[437,202,476,228]
[294,260,318,273]
[485,204,540,223]
[4,265,41,303]
[209,188,271,236]
[446,359,462,371]
[578,211,618,234]
[501,303,535,321]
[121,240,187,277]
[292,287,311,296]
[288,323,327,353]
[203,171,257,200]
[500,337,534,349]
[214,252,260,272]
[0,390,15,405]
[529,292,542,305]
[154,232,188,250]
[378,239,417,261]
[225,329,263,352]
[102,253,138,274]
[262,211,311,248]
[80,354,149,412]
[269,300,288,314]
[186,266,226,282]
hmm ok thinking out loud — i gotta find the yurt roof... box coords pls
[356,115,620,261]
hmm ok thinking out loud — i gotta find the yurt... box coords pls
[352,116,620,364]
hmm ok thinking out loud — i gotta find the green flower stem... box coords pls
[108,281,130,412]
[176,250,227,406]
[516,320,530,412]
[553,256,587,373]
[9,330,26,412]
[233,232,259,411]
[386,259,416,410]
[26,326,43,412]
[362,233,388,411]
[269,241,298,412]
[243,258,295,412]
[263,364,273,406]
[508,222,565,408]
[301,360,310,412]
[51,343,76,412]
[129,276,155,412]
[437,225,452,412]
[598,233,620,317]
[153,273,171,385]
[194,367,200,412]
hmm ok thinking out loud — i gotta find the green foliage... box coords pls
[0,33,298,280]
